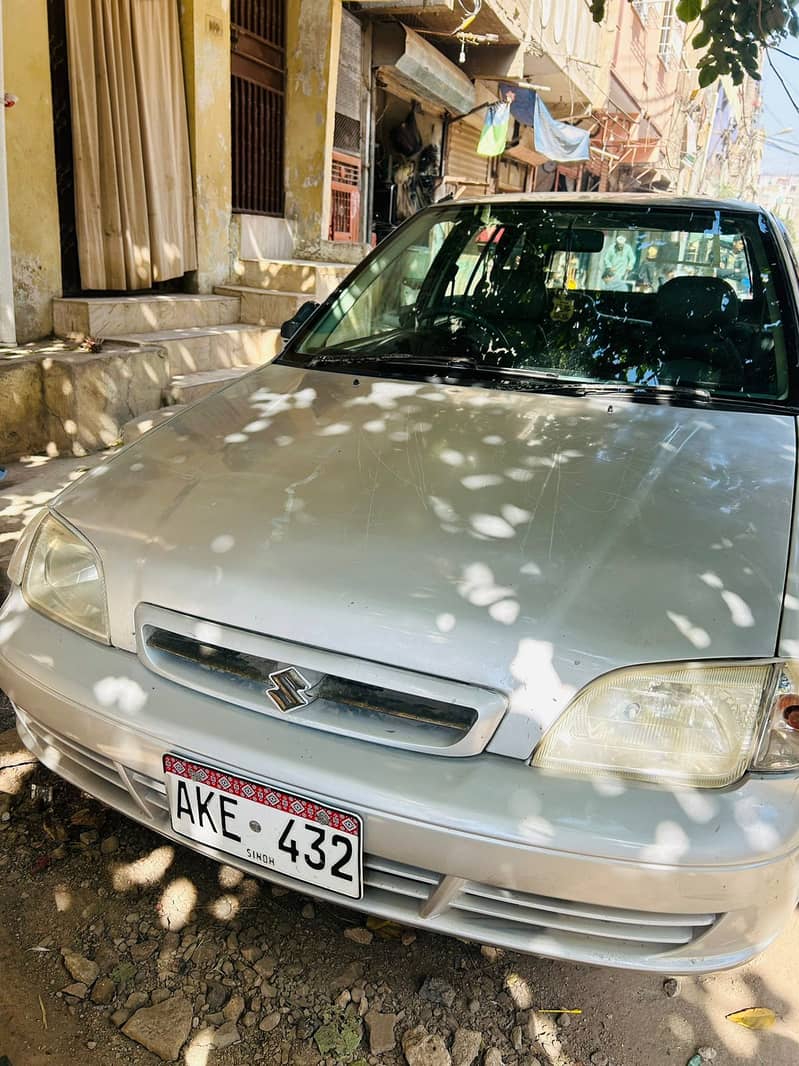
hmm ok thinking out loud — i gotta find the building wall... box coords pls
[179,0,233,292]
[2,0,61,341]
[609,1,684,153]
[284,0,342,259]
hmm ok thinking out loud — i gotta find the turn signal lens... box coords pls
[753,662,799,772]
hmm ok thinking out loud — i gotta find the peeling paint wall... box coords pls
[284,0,342,259]
[2,0,61,341]
[180,0,232,292]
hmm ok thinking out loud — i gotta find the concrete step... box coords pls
[1,341,171,460]
[167,367,252,406]
[233,258,351,299]
[53,294,240,339]
[110,323,282,377]
[215,286,308,328]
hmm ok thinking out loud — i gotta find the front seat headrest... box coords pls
[654,276,739,331]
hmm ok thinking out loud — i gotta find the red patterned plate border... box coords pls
[163,755,360,837]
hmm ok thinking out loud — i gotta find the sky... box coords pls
[760,33,799,176]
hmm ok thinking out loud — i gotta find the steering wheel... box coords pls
[415,305,513,356]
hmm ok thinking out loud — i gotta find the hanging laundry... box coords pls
[499,82,536,127]
[533,96,591,163]
[477,101,511,157]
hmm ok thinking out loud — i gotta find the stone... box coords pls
[150,989,170,1006]
[344,927,374,945]
[62,950,99,987]
[130,940,158,963]
[419,977,456,1008]
[62,982,88,1000]
[365,1010,399,1054]
[663,978,680,998]
[124,991,149,1010]
[336,990,352,1009]
[590,1054,609,1066]
[512,1026,524,1051]
[100,835,119,854]
[484,1052,503,1066]
[401,1026,451,1066]
[90,976,115,1005]
[331,961,365,990]
[480,946,500,962]
[110,1009,132,1027]
[505,973,533,1011]
[260,1011,281,1033]
[242,1011,257,1028]
[254,955,276,978]
[212,1021,241,1049]
[557,1014,572,1029]
[241,945,263,964]
[223,993,245,1023]
[698,1049,718,1062]
[289,1045,322,1066]
[302,903,315,919]
[451,1028,482,1066]
[122,995,193,1062]
[192,941,218,968]
[205,980,228,1011]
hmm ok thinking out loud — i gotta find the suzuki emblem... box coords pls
[265,667,312,712]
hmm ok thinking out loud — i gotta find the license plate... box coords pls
[163,755,362,899]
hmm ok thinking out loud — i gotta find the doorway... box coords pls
[231,0,286,217]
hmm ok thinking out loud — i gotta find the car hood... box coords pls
[56,364,797,757]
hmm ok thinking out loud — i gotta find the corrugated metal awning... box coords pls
[372,23,476,115]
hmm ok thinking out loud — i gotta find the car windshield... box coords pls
[289,202,795,404]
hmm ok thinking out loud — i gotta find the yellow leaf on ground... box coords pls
[726,1008,777,1030]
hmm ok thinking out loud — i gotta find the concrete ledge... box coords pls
[43,346,170,455]
[53,295,241,338]
[215,287,307,328]
[233,259,351,299]
[0,360,47,461]
[110,324,281,377]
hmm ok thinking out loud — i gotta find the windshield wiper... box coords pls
[307,349,479,370]
[575,382,713,401]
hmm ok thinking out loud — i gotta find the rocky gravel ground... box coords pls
[1,711,799,1066]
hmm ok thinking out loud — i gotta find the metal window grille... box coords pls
[330,152,361,243]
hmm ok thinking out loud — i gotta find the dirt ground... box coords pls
[2,460,799,1066]
[0,700,798,1066]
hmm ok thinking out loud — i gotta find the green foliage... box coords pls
[591,0,799,85]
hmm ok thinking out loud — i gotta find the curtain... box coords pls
[66,0,197,291]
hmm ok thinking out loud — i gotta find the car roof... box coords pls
[448,192,766,214]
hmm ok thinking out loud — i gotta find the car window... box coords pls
[291,203,795,404]
[546,228,754,300]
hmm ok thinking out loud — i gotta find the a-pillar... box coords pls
[284,0,342,260]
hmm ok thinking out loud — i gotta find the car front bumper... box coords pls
[2,587,798,974]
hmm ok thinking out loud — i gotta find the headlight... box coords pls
[532,661,778,789]
[22,513,109,643]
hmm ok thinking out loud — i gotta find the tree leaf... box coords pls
[726,1007,777,1030]
[698,64,718,87]
[676,0,702,23]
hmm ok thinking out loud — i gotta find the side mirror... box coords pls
[280,300,320,340]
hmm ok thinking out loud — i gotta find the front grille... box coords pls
[146,629,477,735]
[17,710,719,959]
[363,856,716,950]
[136,605,505,757]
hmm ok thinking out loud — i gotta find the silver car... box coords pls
[3,194,799,974]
